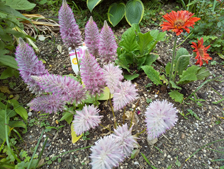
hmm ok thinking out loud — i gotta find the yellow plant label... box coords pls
[71,122,82,144]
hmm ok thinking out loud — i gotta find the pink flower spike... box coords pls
[58,0,82,49]
[80,49,106,96]
[73,105,102,135]
[145,100,178,140]
[103,63,123,94]
[99,20,118,64]
[113,81,138,111]
[85,16,100,56]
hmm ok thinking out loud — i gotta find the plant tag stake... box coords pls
[69,43,87,75]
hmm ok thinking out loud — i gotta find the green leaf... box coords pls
[0,67,19,79]
[115,57,130,73]
[0,55,18,69]
[174,48,190,66]
[140,152,157,169]
[124,74,139,80]
[144,54,158,66]
[165,62,171,76]
[108,3,125,27]
[187,109,201,120]
[177,65,200,85]
[170,81,181,90]
[9,99,28,121]
[119,26,139,52]
[169,90,183,103]
[98,87,111,100]
[137,31,153,54]
[5,0,36,10]
[87,0,102,12]
[0,110,9,141]
[9,120,27,131]
[196,67,210,80]
[160,75,168,85]
[125,0,144,26]
[175,55,190,75]
[60,112,73,124]
[0,27,12,41]
[150,30,166,41]
[0,2,27,19]
[141,65,162,86]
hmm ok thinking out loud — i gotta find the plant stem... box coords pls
[122,106,126,124]
[130,99,140,128]
[169,35,178,87]
[136,128,146,136]
[94,94,98,106]
[74,48,82,84]
[109,93,117,129]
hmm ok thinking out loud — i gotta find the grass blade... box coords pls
[140,152,157,169]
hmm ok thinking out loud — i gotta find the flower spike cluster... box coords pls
[90,135,124,169]
[191,38,212,66]
[99,21,118,64]
[59,0,82,49]
[28,94,66,114]
[32,74,86,104]
[145,100,178,140]
[15,38,48,94]
[103,63,123,94]
[85,16,100,56]
[113,81,138,111]
[161,10,200,36]
[80,49,106,96]
[73,105,102,135]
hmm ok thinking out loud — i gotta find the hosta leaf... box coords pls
[108,3,125,27]
[125,0,144,25]
[87,0,102,12]
[71,122,82,144]
[141,65,162,86]
[5,0,36,10]
[137,31,153,54]
[169,90,183,103]
[177,65,200,85]
[196,67,210,80]
[175,55,190,75]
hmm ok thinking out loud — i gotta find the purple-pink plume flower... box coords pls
[28,94,66,114]
[80,49,106,96]
[103,63,123,94]
[58,0,82,49]
[113,81,138,111]
[15,38,48,94]
[113,124,137,157]
[99,21,117,64]
[32,74,86,104]
[85,16,100,56]
[145,100,178,140]
[90,135,124,169]
[73,105,102,135]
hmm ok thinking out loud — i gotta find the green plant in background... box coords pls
[116,24,166,80]
[86,0,144,26]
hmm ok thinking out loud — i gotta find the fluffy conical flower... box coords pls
[103,63,123,94]
[28,94,66,114]
[99,21,117,64]
[15,38,48,94]
[113,81,138,111]
[90,135,124,169]
[58,0,82,49]
[80,49,106,96]
[32,74,86,104]
[73,105,102,135]
[145,100,178,140]
[85,16,100,56]
[112,124,137,157]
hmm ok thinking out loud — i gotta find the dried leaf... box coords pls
[0,86,10,94]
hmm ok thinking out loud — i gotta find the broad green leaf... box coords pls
[115,57,130,73]
[108,3,125,27]
[124,74,139,80]
[177,65,200,85]
[119,27,139,52]
[0,67,19,79]
[87,0,102,12]
[144,54,158,66]
[196,67,210,80]
[132,23,141,33]
[9,99,27,121]
[160,75,168,85]
[0,27,12,41]
[150,30,166,41]
[165,62,171,76]
[9,120,27,131]
[175,55,190,75]
[125,0,144,26]
[141,65,162,86]
[137,31,153,54]
[5,0,36,10]
[170,81,181,90]
[0,110,9,141]
[71,122,82,144]
[98,87,112,100]
[218,53,224,60]
[0,2,27,19]
[60,112,73,124]
[169,90,183,103]
[174,48,190,66]
[136,56,146,69]
[0,55,18,69]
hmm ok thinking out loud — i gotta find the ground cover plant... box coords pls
[1,0,224,168]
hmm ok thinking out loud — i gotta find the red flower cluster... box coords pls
[191,38,212,66]
[161,10,200,36]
